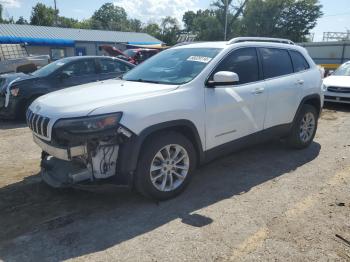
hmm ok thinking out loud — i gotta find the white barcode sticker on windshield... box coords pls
[187,56,212,63]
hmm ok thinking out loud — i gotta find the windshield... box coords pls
[123,48,222,85]
[124,49,137,58]
[32,58,70,77]
[333,63,350,76]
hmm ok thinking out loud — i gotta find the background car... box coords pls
[99,45,160,65]
[123,48,159,64]
[323,61,350,104]
[0,56,134,119]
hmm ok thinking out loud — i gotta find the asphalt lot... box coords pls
[0,103,350,261]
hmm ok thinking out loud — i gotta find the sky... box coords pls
[0,0,350,41]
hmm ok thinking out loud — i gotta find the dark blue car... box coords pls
[0,56,135,119]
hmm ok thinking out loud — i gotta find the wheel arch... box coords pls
[294,94,322,123]
[117,120,204,181]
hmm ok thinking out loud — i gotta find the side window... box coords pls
[115,61,132,72]
[260,48,294,79]
[290,50,310,72]
[213,47,259,84]
[62,60,96,76]
[100,59,130,73]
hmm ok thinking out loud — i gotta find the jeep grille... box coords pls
[26,109,50,138]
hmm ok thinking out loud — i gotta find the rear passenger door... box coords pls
[289,49,312,94]
[259,48,301,129]
[97,58,133,80]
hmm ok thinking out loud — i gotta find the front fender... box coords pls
[117,120,204,183]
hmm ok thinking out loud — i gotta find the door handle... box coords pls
[296,79,304,85]
[252,87,265,94]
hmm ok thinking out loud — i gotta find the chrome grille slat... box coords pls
[40,118,44,135]
[43,118,49,137]
[29,112,35,130]
[26,109,50,139]
[32,114,38,133]
[327,86,350,93]
[36,116,42,135]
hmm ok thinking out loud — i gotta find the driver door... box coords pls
[57,59,99,89]
[205,47,268,150]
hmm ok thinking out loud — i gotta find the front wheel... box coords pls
[135,132,197,200]
[287,104,318,149]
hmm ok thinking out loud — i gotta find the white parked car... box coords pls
[323,61,350,104]
[27,37,323,200]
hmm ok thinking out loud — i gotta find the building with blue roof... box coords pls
[0,24,162,60]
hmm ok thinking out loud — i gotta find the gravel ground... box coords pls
[0,103,350,262]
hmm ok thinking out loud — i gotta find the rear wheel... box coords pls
[287,104,318,149]
[135,132,196,200]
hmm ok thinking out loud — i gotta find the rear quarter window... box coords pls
[290,50,310,72]
[260,48,294,79]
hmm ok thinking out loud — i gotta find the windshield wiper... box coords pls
[128,79,160,84]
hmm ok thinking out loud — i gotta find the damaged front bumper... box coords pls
[34,125,134,188]
[33,135,87,161]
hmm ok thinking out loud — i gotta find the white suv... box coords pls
[27,37,323,200]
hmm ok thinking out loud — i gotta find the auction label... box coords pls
[187,56,212,63]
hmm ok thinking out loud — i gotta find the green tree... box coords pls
[128,18,143,32]
[195,10,223,41]
[182,9,223,41]
[91,3,128,30]
[16,16,28,24]
[159,16,180,45]
[57,16,79,28]
[0,4,15,24]
[182,11,196,32]
[143,23,162,38]
[211,0,248,39]
[241,0,323,42]
[76,19,93,29]
[30,3,57,26]
[0,4,4,23]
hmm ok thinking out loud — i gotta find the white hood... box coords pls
[31,79,178,118]
[323,75,350,88]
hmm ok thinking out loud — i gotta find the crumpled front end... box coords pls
[27,109,134,188]
[39,139,120,188]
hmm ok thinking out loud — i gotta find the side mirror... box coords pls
[58,72,70,80]
[207,71,239,87]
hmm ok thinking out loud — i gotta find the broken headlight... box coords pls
[54,112,123,134]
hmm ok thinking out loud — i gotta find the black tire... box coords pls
[134,132,197,200]
[287,104,318,149]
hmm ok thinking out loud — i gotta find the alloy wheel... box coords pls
[299,112,316,143]
[149,144,190,192]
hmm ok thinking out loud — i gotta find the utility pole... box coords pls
[54,0,58,26]
[224,0,228,40]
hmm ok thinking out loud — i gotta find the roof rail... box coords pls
[172,41,204,47]
[228,37,295,45]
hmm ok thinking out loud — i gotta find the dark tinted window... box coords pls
[214,47,259,84]
[62,60,96,76]
[99,59,131,73]
[260,48,293,79]
[290,50,310,72]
